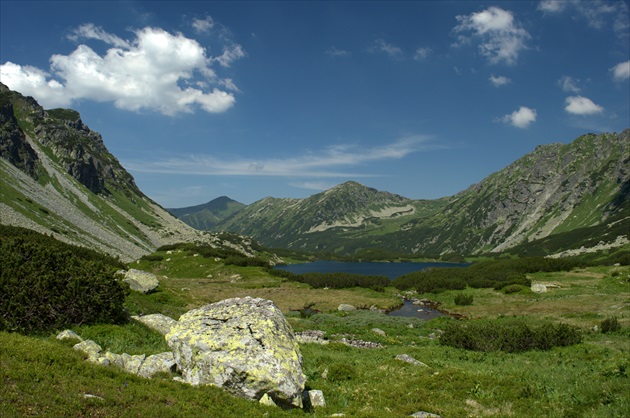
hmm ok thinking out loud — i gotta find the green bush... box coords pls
[501,284,526,294]
[454,293,474,306]
[0,232,128,333]
[601,317,621,333]
[440,319,582,352]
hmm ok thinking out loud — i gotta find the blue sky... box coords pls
[1,1,628,207]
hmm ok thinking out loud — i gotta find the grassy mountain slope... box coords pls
[209,131,629,257]
[167,196,246,230]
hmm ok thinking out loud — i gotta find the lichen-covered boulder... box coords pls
[124,269,159,293]
[166,297,306,408]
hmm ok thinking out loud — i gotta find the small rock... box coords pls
[337,304,356,312]
[410,412,441,418]
[396,354,428,367]
[303,389,326,408]
[123,269,159,294]
[259,393,277,407]
[372,328,386,336]
[73,340,102,362]
[57,329,82,341]
[531,283,547,293]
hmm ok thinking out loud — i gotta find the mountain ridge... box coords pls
[179,130,629,257]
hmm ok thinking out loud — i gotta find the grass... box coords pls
[2,255,629,417]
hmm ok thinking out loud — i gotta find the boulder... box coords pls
[124,269,159,293]
[132,313,177,335]
[337,304,356,312]
[166,297,306,408]
[531,283,547,293]
[137,352,177,378]
[73,340,103,362]
[303,390,326,408]
[56,329,83,341]
[396,354,428,367]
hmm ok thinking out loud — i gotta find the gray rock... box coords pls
[132,313,177,335]
[396,354,428,367]
[372,328,386,336]
[259,393,277,407]
[137,352,177,378]
[295,330,328,345]
[531,283,547,293]
[123,269,159,293]
[303,390,326,408]
[56,329,82,341]
[337,304,356,311]
[410,412,441,418]
[166,297,306,408]
[73,340,102,362]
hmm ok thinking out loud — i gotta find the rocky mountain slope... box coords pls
[167,196,245,231]
[0,84,255,262]
[204,131,629,257]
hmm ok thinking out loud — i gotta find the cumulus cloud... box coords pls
[499,106,537,128]
[565,96,604,115]
[489,74,511,87]
[537,0,566,13]
[611,60,630,81]
[558,75,581,93]
[0,24,244,115]
[454,6,531,65]
[371,39,403,58]
[124,136,435,177]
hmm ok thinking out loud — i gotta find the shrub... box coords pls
[0,233,128,333]
[140,254,164,262]
[440,319,582,352]
[601,317,621,333]
[454,293,474,306]
[501,284,525,294]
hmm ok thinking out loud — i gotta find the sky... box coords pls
[1,1,629,207]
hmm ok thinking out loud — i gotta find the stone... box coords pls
[137,352,177,378]
[295,330,328,345]
[337,304,356,311]
[132,313,177,335]
[123,269,159,293]
[372,328,386,336]
[259,393,277,407]
[531,283,547,293]
[56,329,82,341]
[303,390,326,408]
[410,412,442,418]
[73,340,102,362]
[396,354,428,367]
[166,297,306,408]
[339,337,383,349]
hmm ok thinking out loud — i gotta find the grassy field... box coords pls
[1,250,628,417]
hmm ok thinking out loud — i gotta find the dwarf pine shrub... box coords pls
[454,293,474,306]
[0,230,127,333]
[601,317,621,333]
[440,319,582,352]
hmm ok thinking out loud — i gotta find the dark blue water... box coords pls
[275,260,467,280]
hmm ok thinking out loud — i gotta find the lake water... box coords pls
[275,260,467,280]
[276,260,468,319]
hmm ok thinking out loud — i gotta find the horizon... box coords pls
[1,1,628,206]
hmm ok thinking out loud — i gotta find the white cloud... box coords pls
[454,6,531,65]
[558,75,581,92]
[192,16,214,33]
[325,46,351,57]
[124,136,435,177]
[538,0,629,37]
[371,39,403,58]
[537,0,566,13]
[413,47,431,60]
[489,74,511,87]
[214,44,246,68]
[0,24,243,115]
[565,96,604,115]
[500,106,537,128]
[611,60,630,81]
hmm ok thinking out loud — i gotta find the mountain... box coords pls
[0,83,255,262]
[208,131,629,257]
[167,196,245,230]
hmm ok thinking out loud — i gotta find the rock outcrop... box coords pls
[166,297,306,407]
